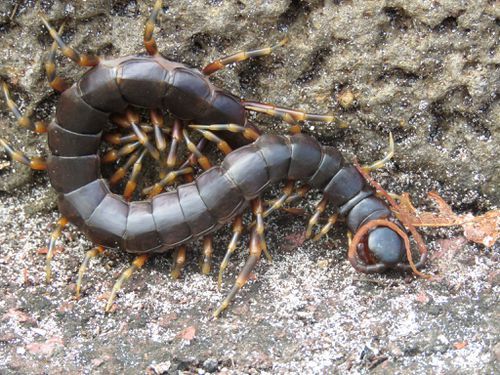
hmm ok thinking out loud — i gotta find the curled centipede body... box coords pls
[1,0,428,317]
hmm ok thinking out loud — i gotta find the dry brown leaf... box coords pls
[177,326,196,341]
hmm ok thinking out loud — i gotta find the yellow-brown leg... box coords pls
[144,0,163,55]
[243,101,335,125]
[312,213,338,241]
[305,197,328,239]
[123,149,147,201]
[105,254,149,312]
[191,128,233,155]
[45,23,70,92]
[0,138,46,170]
[171,246,187,279]
[182,129,212,171]
[75,245,105,298]
[45,217,69,282]
[217,215,243,288]
[40,15,99,67]
[167,119,182,168]
[201,235,213,275]
[143,166,194,197]
[189,124,259,142]
[213,226,263,318]
[2,83,47,134]
[202,37,288,75]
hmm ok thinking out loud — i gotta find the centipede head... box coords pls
[348,217,429,276]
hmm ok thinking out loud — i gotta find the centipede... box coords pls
[1,0,429,317]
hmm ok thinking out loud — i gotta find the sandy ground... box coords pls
[0,0,499,374]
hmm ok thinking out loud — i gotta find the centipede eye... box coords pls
[367,227,405,266]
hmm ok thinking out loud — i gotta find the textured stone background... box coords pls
[0,0,498,374]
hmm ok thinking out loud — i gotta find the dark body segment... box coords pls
[117,58,169,108]
[78,61,128,113]
[178,183,217,237]
[164,67,213,119]
[308,146,343,189]
[55,85,108,134]
[323,165,366,207]
[57,179,108,227]
[255,134,291,183]
[125,201,163,253]
[152,192,192,249]
[222,145,270,199]
[84,193,129,248]
[48,121,101,156]
[288,133,322,180]
[197,167,245,222]
[47,154,99,193]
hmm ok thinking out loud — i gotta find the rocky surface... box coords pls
[0,0,498,374]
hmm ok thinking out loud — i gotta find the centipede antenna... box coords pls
[189,124,259,141]
[218,215,243,289]
[45,23,70,92]
[202,36,288,76]
[144,0,162,55]
[105,254,149,312]
[167,119,182,168]
[305,197,328,239]
[213,226,263,318]
[0,138,47,170]
[243,101,336,126]
[171,246,187,279]
[362,132,394,172]
[39,14,100,67]
[45,217,69,282]
[191,128,233,155]
[312,213,338,241]
[2,82,47,134]
[201,235,213,275]
[75,245,105,298]
[123,149,147,201]
[182,129,212,170]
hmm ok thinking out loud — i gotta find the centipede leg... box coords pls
[202,37,288,75]
[218,215,243,289]
[191,128,233,155]
[183,129,212,170]
[45,23,70,92]
[108,150,141,186]
[45,217,69,282]
[213,226,263,318]
[189,124,259,142]
[126,109,160,160]
[2,83,47,133]
[144,166,194,197]
[167,119,182,168]
[123,149,147,201]
[243,101,336,126]
[201,235,213,275]
[40,15,99,67]
[305,197,328,239]
[75,245,105,298]
[312,213,338,241]
[171,245,187,279]
[263,181,295,218]
[105,254,149,312]
[362,132,394,172]
[0,138,46,170]
[102,141,141,163]
[144,0,162,55]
